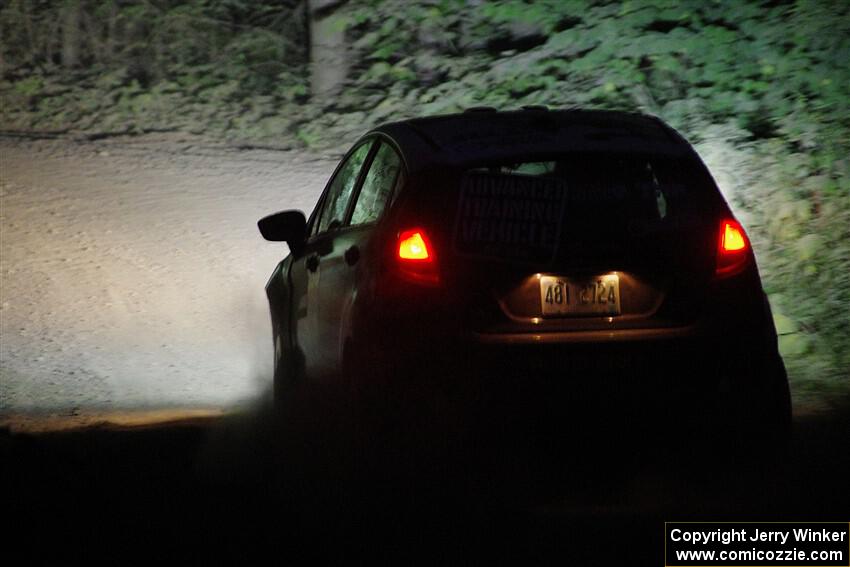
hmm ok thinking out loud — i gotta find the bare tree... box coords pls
[307,0,348,101]
[61,0,81,68]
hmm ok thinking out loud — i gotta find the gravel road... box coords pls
[1,133,334,413]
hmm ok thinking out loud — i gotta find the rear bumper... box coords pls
[355,317,789,441]
[472,323,698,345]
[352,266,787,430]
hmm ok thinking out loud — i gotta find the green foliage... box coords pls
[696,127,850,403]
[13,76,44,98]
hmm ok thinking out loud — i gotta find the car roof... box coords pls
[370,108,691,172]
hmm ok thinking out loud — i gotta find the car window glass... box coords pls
[456,154,716,263]
[351,142,402,225]
[465,154,712,218]
[316,142,371,234]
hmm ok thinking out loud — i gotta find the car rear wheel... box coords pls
[343,340,449,479]
[273,344,305,414]
[342,340,390,429]
[705,354,792,468]
[743,354,792,449]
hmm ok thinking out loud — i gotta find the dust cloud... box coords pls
[0,134,333,413]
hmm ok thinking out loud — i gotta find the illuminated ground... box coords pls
[1,134,333,412]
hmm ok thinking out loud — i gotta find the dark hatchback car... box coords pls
[259,108,791,449]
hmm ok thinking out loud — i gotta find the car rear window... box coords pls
[453,152,716,263]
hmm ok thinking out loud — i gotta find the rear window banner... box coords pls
[454,172,567,263]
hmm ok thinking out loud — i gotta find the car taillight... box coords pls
[716,218,751,277]
[396,228,439,284]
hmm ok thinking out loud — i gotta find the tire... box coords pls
[343,339,420,478]
[341,340,382,436]
[726,354,792,465]
[273,347,305,415]
[754,354,792,450]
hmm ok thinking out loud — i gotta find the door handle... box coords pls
[306,254,319,272]
[344,245,360,266]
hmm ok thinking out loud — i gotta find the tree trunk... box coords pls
[106,2,120,65]
[61,0,81,69]
[308,0,348,101]
[0,26,5,78]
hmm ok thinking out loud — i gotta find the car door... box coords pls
[301,140,375,381]
[315,138,405,380]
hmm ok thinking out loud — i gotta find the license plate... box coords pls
[539,274,621,316]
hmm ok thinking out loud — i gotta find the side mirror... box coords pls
[258,210,307,252]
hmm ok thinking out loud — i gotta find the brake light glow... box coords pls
[396,228,438,284]
[716,218,750,277]
[721,221,747,252]
[398,231,431,261]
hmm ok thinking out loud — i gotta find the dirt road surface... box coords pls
[1,134,333,413]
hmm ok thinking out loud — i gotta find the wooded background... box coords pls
[1,0,848,405]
